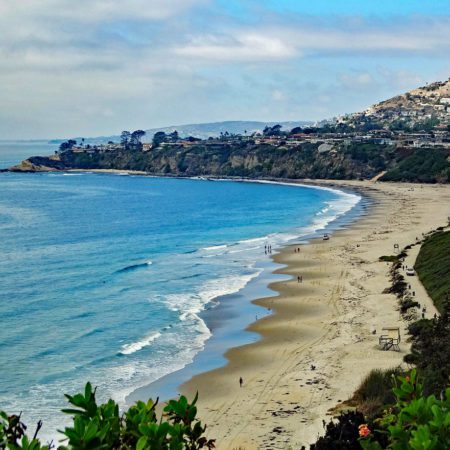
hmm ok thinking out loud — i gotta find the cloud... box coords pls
[173,16,450,63]
[0,0,208,23]
[271,90,286,101]
[174,33,297,61]
[0,2,448,138]
[339,72,375,88]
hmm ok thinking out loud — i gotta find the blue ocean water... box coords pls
[0,143,360,440]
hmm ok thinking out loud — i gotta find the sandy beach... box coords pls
[180,180,450,450]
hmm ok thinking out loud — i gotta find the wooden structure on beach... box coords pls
[379,327,401,351]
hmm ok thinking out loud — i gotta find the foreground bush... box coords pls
[0,383,215,450]
[309,370,449,450]
[306,411,387,450]
[349,368,403,419]
[360,369,450,450]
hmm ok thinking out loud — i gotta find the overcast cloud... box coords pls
[0,0,449,139]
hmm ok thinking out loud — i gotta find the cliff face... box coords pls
[11,142,397,180]
[9,141,450,183]
[9,155,67,172]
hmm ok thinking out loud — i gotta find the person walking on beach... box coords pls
[239,377,243,388]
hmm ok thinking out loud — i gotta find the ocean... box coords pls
[0,143,361,441]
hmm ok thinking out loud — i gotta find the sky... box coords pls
[0,0,449,139]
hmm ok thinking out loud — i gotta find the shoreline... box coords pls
[126,186,367,406]
[177,180,450,449]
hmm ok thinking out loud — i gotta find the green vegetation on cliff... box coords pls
[415,231,450,314]
[381,148,450,183]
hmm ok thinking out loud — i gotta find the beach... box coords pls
[180,180,450,449]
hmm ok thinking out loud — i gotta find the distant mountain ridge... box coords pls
[48,120,313,144]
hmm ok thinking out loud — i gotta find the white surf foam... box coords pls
[202,244,227,251]
[120,331,162,355]
[238,236,267,245]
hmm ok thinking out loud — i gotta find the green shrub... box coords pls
[306,411,378,450]
[379,256,399,263]
[399,297,420,315]
[0,384,215,450]
[405,299,450,395]
[351,368,403,419]
[0,412,49,450]
[359,370,450,450]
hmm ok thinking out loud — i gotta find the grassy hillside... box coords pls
[415,230,450,313]
[381,148,450,183]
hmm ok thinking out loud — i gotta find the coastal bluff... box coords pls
[7,155,67,172]
[7,141,450,183]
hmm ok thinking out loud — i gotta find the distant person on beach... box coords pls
[239,377,243,387]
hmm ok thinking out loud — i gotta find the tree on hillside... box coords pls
[120,131,131,147]
[59,139,77,152]
[152,131,167,147]
[169,130,179,142]
[290,126,303,134]
[130,130,146,150]
[263,124,282,136]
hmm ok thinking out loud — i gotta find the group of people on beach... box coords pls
[265,244,272,254]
